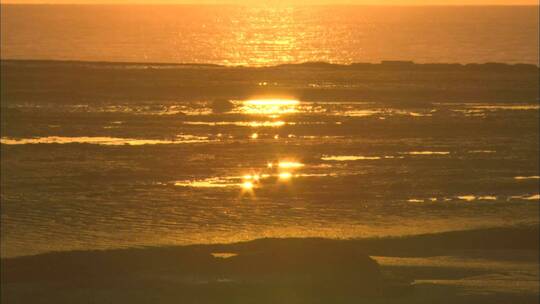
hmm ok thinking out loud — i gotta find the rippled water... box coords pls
[1,5,538,65]
[1,99,539,257]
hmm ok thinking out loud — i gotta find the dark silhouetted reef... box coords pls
[1,225,538,303]
[210,98,235,113]
[1,59,538,104]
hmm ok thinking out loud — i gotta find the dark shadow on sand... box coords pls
[1,225,538,303]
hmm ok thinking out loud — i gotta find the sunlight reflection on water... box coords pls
[322,155,383,161]
[183,121,290,127]
[0,136,211,145]
[407,194,540,203]
[2,99,539,258]
[239,98,300,116]
[173,160,308,191]
[404,151,451,155]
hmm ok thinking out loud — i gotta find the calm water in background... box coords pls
[1,5,539,65]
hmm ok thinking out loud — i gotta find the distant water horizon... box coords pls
[2,58,539,67]
[1,5,538,66]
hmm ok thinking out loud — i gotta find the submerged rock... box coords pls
[210,99,234,113]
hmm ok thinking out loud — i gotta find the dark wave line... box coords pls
[1,58,538,70]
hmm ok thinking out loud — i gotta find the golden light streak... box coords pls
[242,181,254,189]
[278,172,293,180]
[248,121,286,127]
[241,98,300,115]
[278,161,304,169]
[244,99,299,106]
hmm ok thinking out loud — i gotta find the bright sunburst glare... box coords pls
[242,181,254,190]
[277,161,304,169]
[241,98,300,115]
[245,99,299,106]
[243,174,261,181]
[278,172,293,180]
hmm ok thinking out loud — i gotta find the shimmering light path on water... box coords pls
[1,5,538,65]
[1,99,539,257]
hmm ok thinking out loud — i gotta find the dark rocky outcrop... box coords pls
[210,98,234,113]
